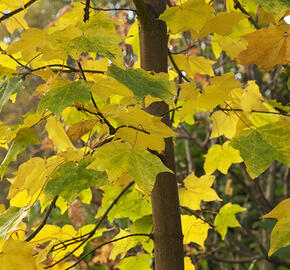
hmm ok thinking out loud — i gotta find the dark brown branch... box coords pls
[0,0,38,23]
[132,0,148,20]
[25,195,59,242]
[46,182,134,268]
[15,64,105,77]
[83,0,90,22]
[233,0,260,29]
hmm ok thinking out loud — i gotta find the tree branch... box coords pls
[65,233,152,270]
[25,195,59,242]
[233,0,260,29]
[46,182,134,268]
[132,0,148,20]
[0,0,38,23]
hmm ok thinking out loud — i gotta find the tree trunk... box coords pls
[134,0,184,269]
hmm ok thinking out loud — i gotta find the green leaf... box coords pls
[107,66,173,102]
[88,141,171,195]
[45,158,107,203]
[214,203,246,240]
[0,77,23,112]
[98,184,151,222]
[231,120,290,178]
[117,254,152,270]
[0,206,28,240]
[38,81,91,116]
[0,128,39,179]
[287,77,290,90]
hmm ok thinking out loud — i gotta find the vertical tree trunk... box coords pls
[134,1,184,269]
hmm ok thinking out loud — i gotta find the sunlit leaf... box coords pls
[214,203,246,239]
[179,173,221,210]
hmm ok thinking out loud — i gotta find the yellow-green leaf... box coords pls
[263,198,290,256]
[159,0,214,34]
[214,203,246,239]
[38,81,91,116]
[231,120,290,178]
[88,141,171,195]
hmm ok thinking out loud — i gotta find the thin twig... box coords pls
[25,195,59,242]
[168,51,190,82]
[210,254,261,263]
[65,233,151,270]
[181,206,215,229]
[46,182,134,268]
[233,0,260,29]
[0,0,38,23]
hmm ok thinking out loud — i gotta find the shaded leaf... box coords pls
[88,141,171,195]
[45,159,107,203]
[0,77,23,112]
[107,66,173,102]
[0,128,38,179]
[38,81,91,116]
[0,207,28,240]
[231,120,290,178]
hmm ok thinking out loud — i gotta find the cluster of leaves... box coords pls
[0,0,289,269]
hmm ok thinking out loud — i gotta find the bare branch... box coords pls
[0,0,38,23]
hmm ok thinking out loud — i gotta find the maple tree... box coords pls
[0,0,289,269]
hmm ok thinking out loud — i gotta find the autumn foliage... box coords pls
[0,0,289,269]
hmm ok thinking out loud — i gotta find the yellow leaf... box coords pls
[204,141,243,175]
[179,173,221,210]
[210,110,239,139]
[199,11,248,36]
[172,55,215,77]
[126,19,140,58]
[184,257,195,270]
[179,82,199,102]
[263,198,290,256]
[115,127,166,152]
[7,157,47,199]
[159,0,215,34]
[4,10,28,33]
[0,238,36,270]
[180,73,241,115]
[182,215,210,248]
[219,37,248,60]
[91,75,133,100]
[237,24,290,71]
[46,117,75,152]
